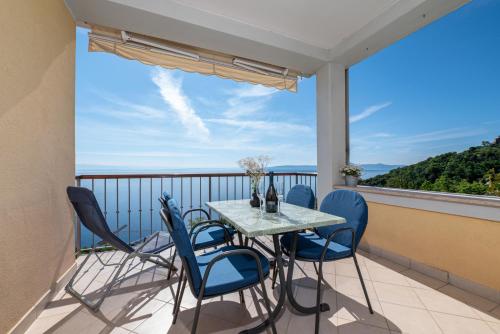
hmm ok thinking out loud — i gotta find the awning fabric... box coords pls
[88,25,299,92]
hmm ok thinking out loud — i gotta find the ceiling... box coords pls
[65,0,468,75]
[171,0,400,50]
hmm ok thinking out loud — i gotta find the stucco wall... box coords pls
[0,1,75,332]
[362,202,500,291]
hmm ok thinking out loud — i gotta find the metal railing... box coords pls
[74,172,317,251]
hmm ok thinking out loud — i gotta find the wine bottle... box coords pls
[265,172,278,213]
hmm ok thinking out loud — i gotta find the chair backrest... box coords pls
[158,192,171,209]
[160,199,202,294]
[316,190,368,249]
[66,186,133,253]
[286,184,315,209]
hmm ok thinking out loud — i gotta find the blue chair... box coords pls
[160,199,276,334]
[159,193,236,279]
[286,184,316,209]
[280,189,373,334]
[271,184,316,288]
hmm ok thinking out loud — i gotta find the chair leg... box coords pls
[314,261,324,334]
[259,275,277,334]
[313,261,319,275]
[66,251,132,312]
[271,261,278,289]
[191,294,204,334]
[238,290,245,304]
[172,266,184,314]
[353,254,373,314]
[167,250,177,280]
[173,276,187,324]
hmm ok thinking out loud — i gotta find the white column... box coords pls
[316,63,348,202]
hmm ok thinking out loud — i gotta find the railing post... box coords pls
[75,177,81,254]
[208,176,212,217]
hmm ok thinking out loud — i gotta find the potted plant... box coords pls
[340,164,362,187]
[238,155,271,207]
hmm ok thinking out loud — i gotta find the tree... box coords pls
[360,139,500,196]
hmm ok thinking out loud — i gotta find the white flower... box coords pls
[340,164,362,177]
[238,155,272,190]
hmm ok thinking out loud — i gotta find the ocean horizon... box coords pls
[76,163,403,179]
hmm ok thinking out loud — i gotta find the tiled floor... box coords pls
[26,243,500,334]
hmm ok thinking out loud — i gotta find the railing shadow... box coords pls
[38,252,179,334]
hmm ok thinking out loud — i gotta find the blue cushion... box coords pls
[192,225,236,250]
[316,190,368,249]
[196,245,270,296]
[280,232,352,261]
[286,185,315,209]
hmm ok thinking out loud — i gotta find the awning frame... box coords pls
[88,26,300,91]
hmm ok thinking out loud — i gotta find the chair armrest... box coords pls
[113,224,128,235]
[198,248,266,297]
[320,227,356,263]
[183,208,211,221]
[158,197,167,208]
[190,220,233,247]
[95,224,128,247]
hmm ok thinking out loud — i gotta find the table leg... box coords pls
[239,234,286,334]
[237,231,244,246]
[285,231,330,314]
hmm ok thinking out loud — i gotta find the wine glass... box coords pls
[275,180,284,214]
[257,178,266,216]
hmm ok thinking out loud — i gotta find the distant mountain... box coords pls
[269,165,317,173]
[361,139,500,196]
[269,164,404,179]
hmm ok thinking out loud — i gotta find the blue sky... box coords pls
[76,0,499,171]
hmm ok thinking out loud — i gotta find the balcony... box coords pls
[21,172,500,334]
[3,1,500,334]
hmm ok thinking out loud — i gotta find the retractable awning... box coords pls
[88,25,299,92]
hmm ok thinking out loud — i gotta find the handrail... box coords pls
[75,171,318,180]
[73,171,317,251]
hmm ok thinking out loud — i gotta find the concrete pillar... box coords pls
[316,63,348,202]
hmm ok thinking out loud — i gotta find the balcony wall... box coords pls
[0,1,75,333]
[355,190,500,297]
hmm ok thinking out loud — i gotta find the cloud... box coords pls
[83,92,167,120]
[229,85,278,99]
[224,84,278,118]
[350,102,392,123]
[79,151,198,158]
[92,105,166,120]
[399,127,486,144]
[152,68,210,140]
[206,118,311,133]
[371,132,393,138]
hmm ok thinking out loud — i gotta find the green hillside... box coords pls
[360,138,500,196]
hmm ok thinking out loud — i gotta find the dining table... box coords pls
[206,199,346,334]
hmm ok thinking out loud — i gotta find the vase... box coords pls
[249,191,260,207]
[345,175,359,187]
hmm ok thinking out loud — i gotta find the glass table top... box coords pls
[206,200,346,237]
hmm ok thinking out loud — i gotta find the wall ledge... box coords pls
[335,185,500,222]
[359,243,500,304]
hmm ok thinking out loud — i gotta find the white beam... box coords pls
[316,63,348,202]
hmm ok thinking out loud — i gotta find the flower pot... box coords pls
[345,175,359,187]
[249,191,260,207]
